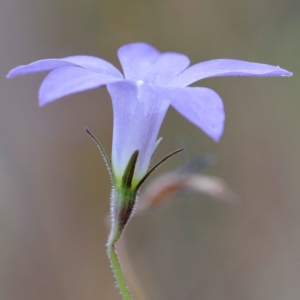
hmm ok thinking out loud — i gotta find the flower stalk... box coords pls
[107,192,133,300]
[107,151,139,300]
[107,240,132,300]
[107,188,136,300]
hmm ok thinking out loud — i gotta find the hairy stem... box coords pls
[107,226,132,300]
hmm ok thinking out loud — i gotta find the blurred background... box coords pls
[1,0,299,299]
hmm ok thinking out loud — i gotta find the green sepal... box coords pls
[121,150,139,190]
[134,147,184,192]
[113,150,139,232]
[85,127,115,185]
[115,147,184,231]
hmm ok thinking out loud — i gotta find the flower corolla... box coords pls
[7,42,292,184]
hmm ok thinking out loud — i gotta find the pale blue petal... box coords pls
[39,66,123,106]
[157,86,225,141]
[7,56,123,78]
[171,59,293,87]
[107,81,170,182]
[7,59,74,77]
[117,42,161,80]
[63,56,123,77]
[145,52,190,85]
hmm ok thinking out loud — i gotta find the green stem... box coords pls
[107,226,133,300]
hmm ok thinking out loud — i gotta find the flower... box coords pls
[7,44,293,297]
[7,42,292,184]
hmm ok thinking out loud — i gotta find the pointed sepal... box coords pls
[121,150,139,190]
[85,127,115,184]
[110,150,140,235]
[135,147,184,192]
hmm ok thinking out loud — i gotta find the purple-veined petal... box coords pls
[157,86,225,141]
[171,59,293,87]
[117,42,161,80]
[107,80,170,183]
[7,56,123,78]
[39,66,123,105]
[145,52,190,85]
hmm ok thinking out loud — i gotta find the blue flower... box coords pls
[7,42,292,184]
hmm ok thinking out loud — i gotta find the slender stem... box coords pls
[107,227,132,300]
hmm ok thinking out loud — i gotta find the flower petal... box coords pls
[39,66,123,105]
[7,56,123,78]
[158,86,225,141]
[117,42,161,80]
[107,81,170,182]
[7,59,73,77]
[63,56,123,77]
[145,52,190,85]
[172,59,293,87]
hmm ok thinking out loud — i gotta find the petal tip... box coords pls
[275,66,292,77]
[210,130,223,142]
[38,99,47,107]
[284,71,293,77]
[38,88,56,106]
[38,96,48,106]
[6,69,17,78]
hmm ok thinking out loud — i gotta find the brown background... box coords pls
[1,0,299,299]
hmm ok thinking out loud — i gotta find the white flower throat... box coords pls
[136,80,144,99]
